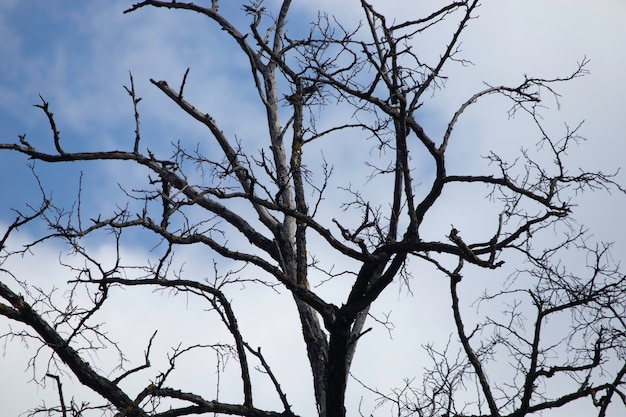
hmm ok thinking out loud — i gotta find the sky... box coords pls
[1,1,625,416]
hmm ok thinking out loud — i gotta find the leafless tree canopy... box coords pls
[1,1,625,417]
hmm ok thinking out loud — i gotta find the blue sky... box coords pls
[1,1,626,416]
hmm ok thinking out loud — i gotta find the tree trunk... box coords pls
[324,322,350,417]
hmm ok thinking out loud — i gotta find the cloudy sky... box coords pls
[1,1,625,416]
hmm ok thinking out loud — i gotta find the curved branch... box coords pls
[0,281,146,416]
[124,1,264,72]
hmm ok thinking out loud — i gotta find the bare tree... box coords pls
[1,1,625,417]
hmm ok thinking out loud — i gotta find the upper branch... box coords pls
[0,143,280,262]
[444,174,569,211]
[150,79,280,233]
[34,95,65,155]
[412,0,479,101]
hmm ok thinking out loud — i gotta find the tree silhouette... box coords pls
[1,1,625,416]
